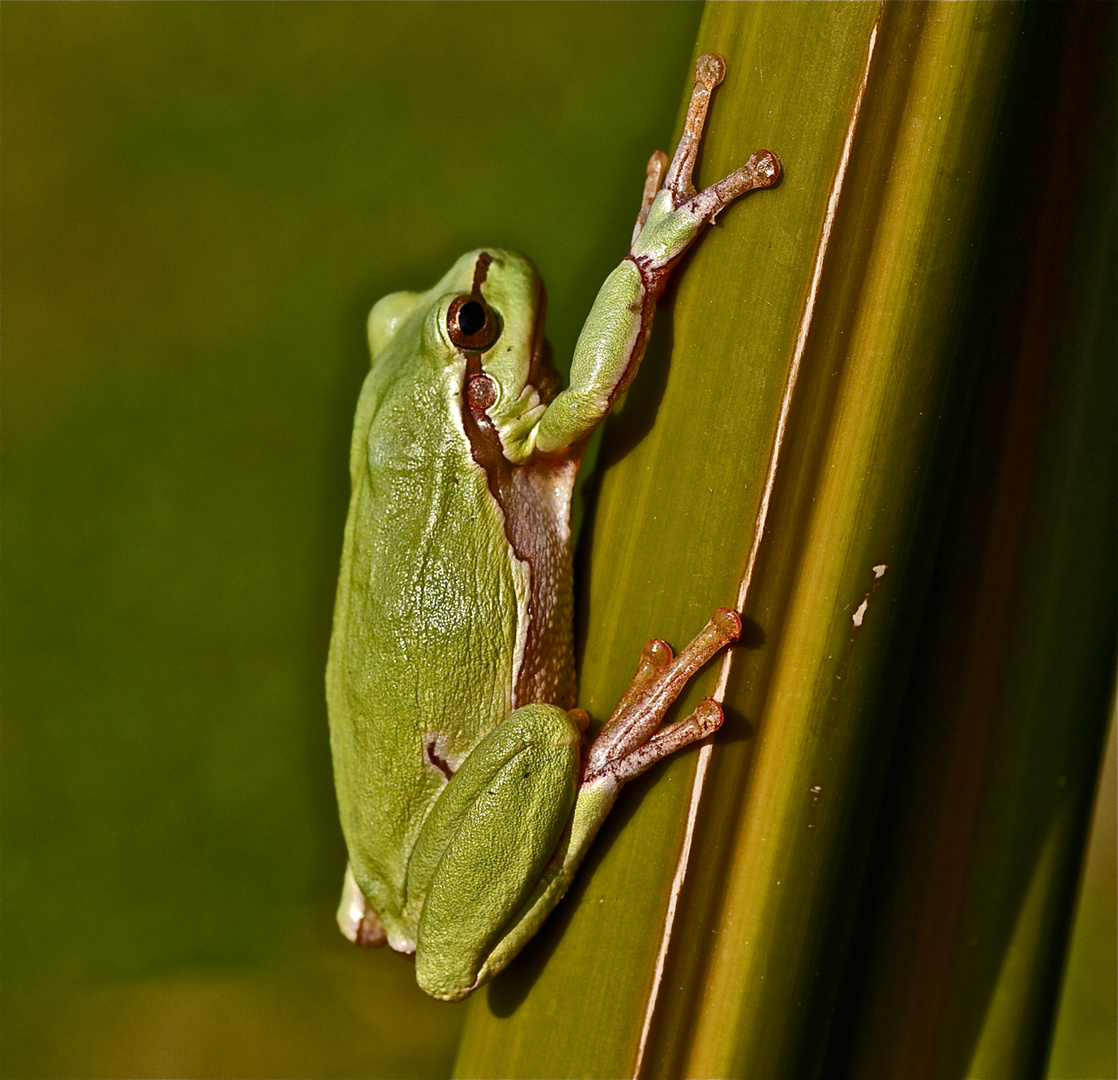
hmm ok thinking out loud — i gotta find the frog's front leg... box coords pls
[533,54,780,457]
[471,608,741,993]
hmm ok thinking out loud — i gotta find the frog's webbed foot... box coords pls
[583,607,741,787]
[468,618,740,994]
[634,150,669,239]
[535,55,779,458]
[632,54,780,246]
[669,55,781,212]
[337,863,388,948]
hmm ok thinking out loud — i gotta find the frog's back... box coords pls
[325,320,574,931]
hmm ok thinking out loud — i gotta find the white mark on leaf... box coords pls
[852,563,888,627]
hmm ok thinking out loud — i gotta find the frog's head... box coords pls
[367,249,554,463]
[442,249,556,460]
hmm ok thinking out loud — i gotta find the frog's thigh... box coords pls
[412,704,581,1000]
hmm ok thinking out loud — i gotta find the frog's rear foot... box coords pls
[337,863,387,947]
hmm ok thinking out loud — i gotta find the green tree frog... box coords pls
[326,55,779,1001]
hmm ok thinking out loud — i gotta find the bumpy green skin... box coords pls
[410,705,581,998]
[327,63,778,998]
[327,249,628,998]
[327,253,566,914]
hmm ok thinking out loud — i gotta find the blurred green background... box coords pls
[3,4,1113,1079]
[1,4,704,1076]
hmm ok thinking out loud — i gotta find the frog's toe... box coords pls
[337,863,387,948]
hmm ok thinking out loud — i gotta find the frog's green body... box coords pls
[327,252,579,974]
[327,56,779,1000]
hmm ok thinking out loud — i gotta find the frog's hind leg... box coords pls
[408,704,583,1000]
[336,863,388,947]
[584,607,741,786]
[469,609,741,993]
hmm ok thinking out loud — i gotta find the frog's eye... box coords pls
[447,295,501,353]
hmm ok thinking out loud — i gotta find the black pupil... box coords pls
[457,300,487,336]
